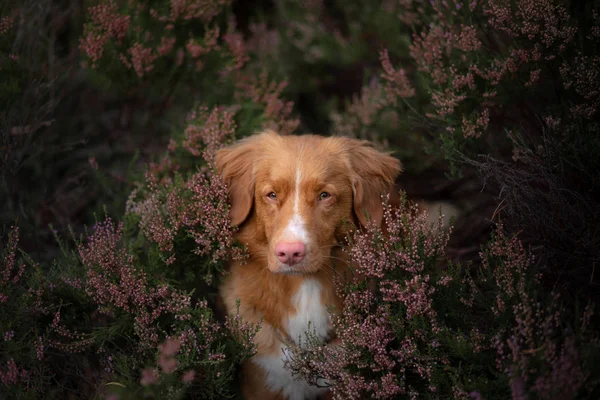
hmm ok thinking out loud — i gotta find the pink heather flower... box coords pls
[430,89,467,117]
[461,108,490,138]
[224,311,260,355]
[185,26,220,59]
[78,218,193,349]
[1,226,26,302]
[36,336,45,360]
[560,55,600,119]
[181,369,196,383]
[183,106,236,165]
[486,0,577,53]
[128,162,246,271]
[4,330,14,342]
[246,22,280,59]
[124,42,158,78]
[380,49,415,103]
[140,367,159,386]
[285,198,450,399]
[222,17,249,72]
[158,356,177,374]
[159,337,181,357]
[0,359,19,385]
[330,79,397,140]
[79,1,130,66]
[232,70,299,135]
[157,36,176,56]
[158,337,180,374]
[0,16,13,35]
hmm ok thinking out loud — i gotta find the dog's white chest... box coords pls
[286,278,331,345]
[253,279,331,400]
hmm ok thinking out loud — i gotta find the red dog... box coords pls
[216,130,401,400]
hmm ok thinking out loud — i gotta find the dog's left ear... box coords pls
[215,137,259,227]
[345,139,402,227]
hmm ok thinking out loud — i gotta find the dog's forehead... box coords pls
[260,135,349,181]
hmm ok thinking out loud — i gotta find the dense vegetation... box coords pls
[1,0,599,398]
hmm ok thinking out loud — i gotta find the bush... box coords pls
[285,201,599,399]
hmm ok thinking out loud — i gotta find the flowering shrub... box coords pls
[313,0,600,295]
[285,201,599,399]
[79,0,298,136]
[124,105,249,290]
[3,0,600,399]
[0,226,45,394]
[1,103,263,398]
[1,218,258,399]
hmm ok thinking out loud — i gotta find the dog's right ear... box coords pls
[215,137,258,227]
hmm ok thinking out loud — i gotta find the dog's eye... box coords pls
[319,192,331,200]
[267,192,277,200]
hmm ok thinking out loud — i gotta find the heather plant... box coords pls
[0,103,264,398]
[0,215,258,399]
[395,0,600,289]
[3,0,600,398]
[79,0,299,136]
[125,105,249,286]
[0,226,52,398]
[318,0,600,290]
[285,200,599,399]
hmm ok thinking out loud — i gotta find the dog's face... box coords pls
[216,130,401,274]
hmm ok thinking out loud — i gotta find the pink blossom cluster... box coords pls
[245,23,280,62]
[494,292,588,399]
[287,200,451,399]
[286,197,596,398]
[382,0,426,26]
[1,227,25,304]
[139,307,258,388]
[127,167,245,275]
[380,49,415,104]
[486,0,577,55]
[80,0,229,77]
[222,19,249,73]
[185,27,220,71]
[79,1,300,134]
[233,70,300,135]
[223,309,260,356]
[330,77,399,141]
[482,224,594,399]
[380,0,585,139]
[119,42,158,78]
[560,55,600,119]
[0,16,13,35]
[79,1,130,66]
[140,301,259,386]
[183,106,237,165]
[0,359,27,386]
[480,224,536,316]
[78,218,193,350]
[127,106,246,280]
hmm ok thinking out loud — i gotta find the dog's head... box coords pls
[216,130,401,274]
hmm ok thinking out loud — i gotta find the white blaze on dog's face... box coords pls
[215,130,401,274]
[254,139,355,273]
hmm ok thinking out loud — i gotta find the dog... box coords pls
[216,130,402,400]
